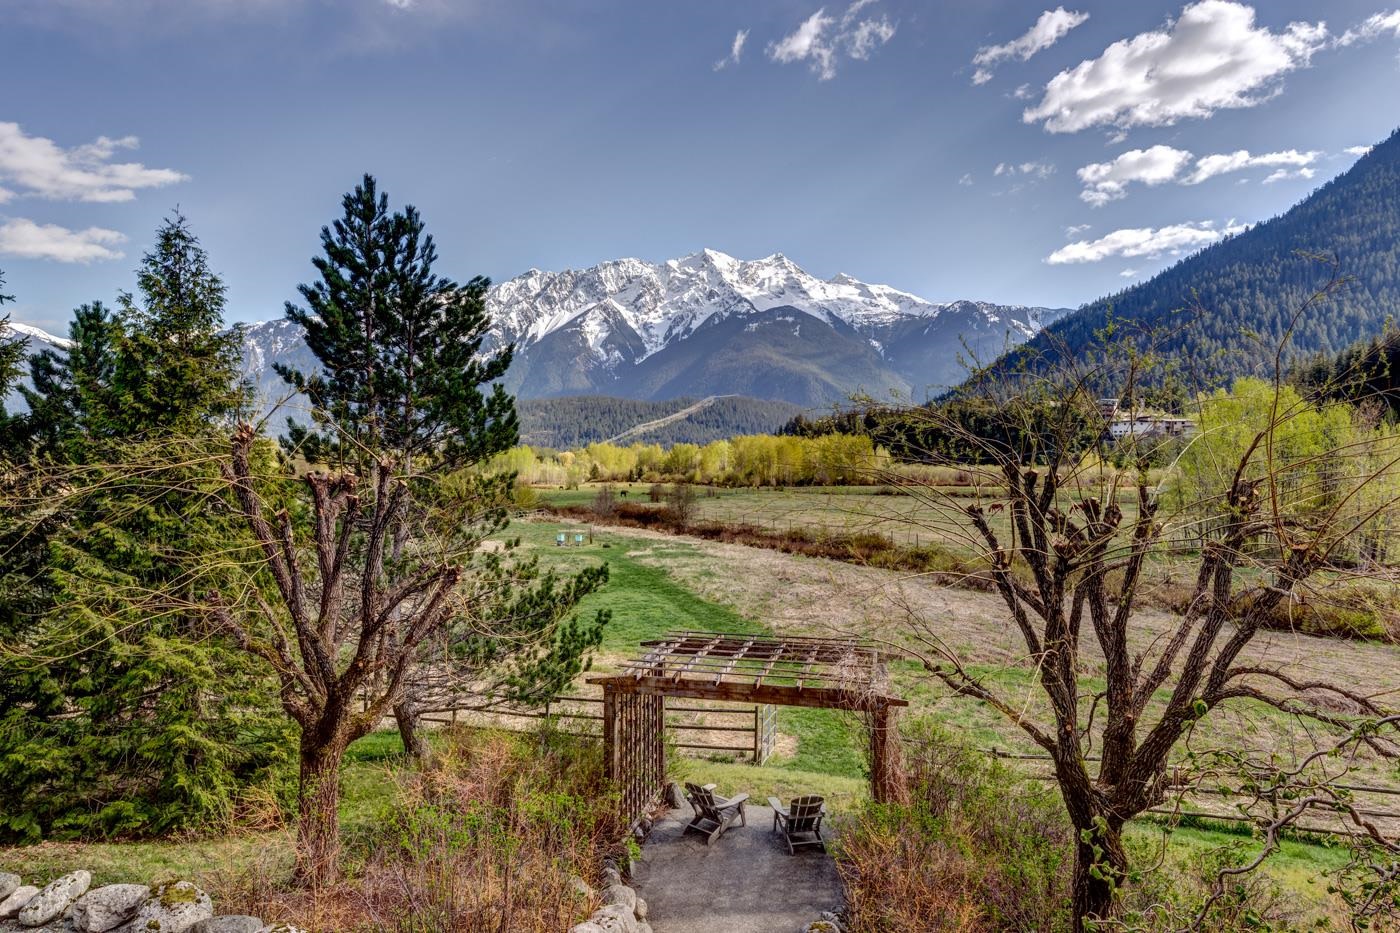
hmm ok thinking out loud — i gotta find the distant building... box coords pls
[1097,398,1195,440]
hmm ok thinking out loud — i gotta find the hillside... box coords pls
[1004,128,1400,387]
[518,394,803,448]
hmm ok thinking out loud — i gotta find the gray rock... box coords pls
[590,904,638,933]
[633,896,647,921]
[663,782,683,809]
[18,870,91,926]
[567,924,606,933]
[600,867,622,887]
[252,926,309,933]
[187,919,264,933]
[0,886,38,920]
[636,924,653,933]
[600,884,635,912]
[124,881,212,932]
[0,875,19,902]
[72,884,149,932]
[567,876,593,900]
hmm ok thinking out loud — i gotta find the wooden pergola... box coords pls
[588,631,908,828]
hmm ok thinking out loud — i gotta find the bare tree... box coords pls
[872,284,1400,927]
[207,424,605,886]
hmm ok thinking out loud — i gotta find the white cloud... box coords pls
[0,217,125,262]
[0,122,187,203]
[1337,10,1400,46]
[1065,223,1092,237]
[767,0,896,80]
[1075,144,1320,204]
[1046,219,1246,264]
[1077,145,1194,205]
[1024,1,1327,134]
[1346,145,1374,156]
[1261,166,1315,184]
[1184,147,1318,183]
[1120,268,1139,277]
[972,7,1089,85]
[714,28,749,71]
[995,160,1056,179]
[958,173,974,186]
[1012,83,1035,99]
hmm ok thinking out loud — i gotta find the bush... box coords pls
[838,722,1072,932]
[231,726,623,932]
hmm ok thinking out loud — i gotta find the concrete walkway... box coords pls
[631,802,843,933]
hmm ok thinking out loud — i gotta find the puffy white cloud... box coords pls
[714,29,748,71]
[972,7,1089,85]
[1046,219,1246,264]
[1346,145,1375,156]
[1023,2,1327,133]
[0,122,187,203]
[1184,147,1318,183]
[1075,145,1320,203]
[1120,268,1139,277]
[1077,145,1194,205]
[1337,10,1400,46]
[767,0,896,80]
[0,217,125,262]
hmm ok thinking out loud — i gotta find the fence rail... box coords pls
[981,746,1400,840]
[410,692,778,764]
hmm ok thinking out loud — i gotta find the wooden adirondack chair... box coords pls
[683,782,749,845]
[767,794,826,854]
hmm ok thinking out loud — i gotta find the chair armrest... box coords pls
[702,783,717,791]
[725,792,750,808]
[766,796,784,813]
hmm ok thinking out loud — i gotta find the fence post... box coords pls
[753,705,761,764]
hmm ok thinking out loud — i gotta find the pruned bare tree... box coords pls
[207,423,606,886]
[867,276,1400,928]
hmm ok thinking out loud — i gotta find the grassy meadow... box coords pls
[2,509,1386,926]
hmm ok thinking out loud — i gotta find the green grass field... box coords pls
[0,514,1363,923]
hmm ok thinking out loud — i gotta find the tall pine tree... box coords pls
[0,219,292,842]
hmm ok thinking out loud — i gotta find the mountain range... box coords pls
[231,251,1067,411]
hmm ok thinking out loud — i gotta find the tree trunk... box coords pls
[394,695,430,761]
[294,733,348,888]
[1071,818,1128,931]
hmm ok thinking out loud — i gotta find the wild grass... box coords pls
[220,727,623,932]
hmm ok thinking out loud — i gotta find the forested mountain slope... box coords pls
[517,394,803,448]
[1004,128,1400,387]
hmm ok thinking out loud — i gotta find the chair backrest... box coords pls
[685,782,722,821]
[785,795,824,832]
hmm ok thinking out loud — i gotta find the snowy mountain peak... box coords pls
[3,321,72,349]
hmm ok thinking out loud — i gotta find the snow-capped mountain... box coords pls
[1,322,70,412]
[9,250,1070,412]
[472,249,1068,404]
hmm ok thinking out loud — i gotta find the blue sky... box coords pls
[2,0,1399,332]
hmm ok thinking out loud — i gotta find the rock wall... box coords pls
[0,871,300,933]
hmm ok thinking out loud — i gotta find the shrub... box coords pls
[230,727,624,932]
[838,722,1072,932]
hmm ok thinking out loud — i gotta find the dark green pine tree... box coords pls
[0,219,292,842]
[279,173,517,468]
[19,302,116,457]
[277,175,603,761]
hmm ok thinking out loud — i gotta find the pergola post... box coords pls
[870,701,905,804]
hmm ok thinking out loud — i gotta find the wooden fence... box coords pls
[415,694,779,765]
[983,747,1400,840]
